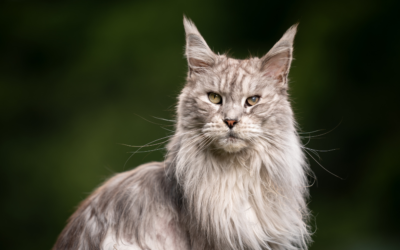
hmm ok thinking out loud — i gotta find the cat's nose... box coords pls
[224,119,238,129]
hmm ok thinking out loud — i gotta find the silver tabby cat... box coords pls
[53,17,311,250]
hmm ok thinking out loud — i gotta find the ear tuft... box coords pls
[280,23,298,45]
[183,16,202,37]
[260,24,298,83]
[183,16,216,71]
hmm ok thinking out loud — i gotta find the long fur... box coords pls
[53,17,311,250]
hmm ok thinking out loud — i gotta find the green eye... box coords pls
[246,96,260,106]
[208,93,222,104]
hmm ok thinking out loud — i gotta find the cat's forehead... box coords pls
[205,56,265,95]
[214,57,259,74]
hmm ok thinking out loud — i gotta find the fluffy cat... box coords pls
[53,17,311,250]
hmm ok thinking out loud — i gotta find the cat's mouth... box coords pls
[227,134,240,142]
[203,127,247,152]
[213,132,247,153]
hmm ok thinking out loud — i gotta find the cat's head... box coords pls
[177,17,298,154]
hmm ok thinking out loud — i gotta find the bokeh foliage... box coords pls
[1,1,399,249]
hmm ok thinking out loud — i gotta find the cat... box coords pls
[53,17,312,250]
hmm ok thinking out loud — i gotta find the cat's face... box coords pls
[177,18,297,153]
[179,57,292,153]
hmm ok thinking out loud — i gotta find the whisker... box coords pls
[298,119,342,139]
[302,147,321,159]
[127,148,165,153]
[161,127,175,132]
[120,140,170,148]
[152,116,176,123]
[123,134,179,169]
[302,147,339,153]
[305,173,317,188]
[134,113,174,127]
[297,129,326,135]
[302,134,311,146]
[304,150,343,180]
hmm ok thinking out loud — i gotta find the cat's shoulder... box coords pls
[92,162,168,202]
[53,162,184,250]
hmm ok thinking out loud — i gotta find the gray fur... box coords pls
[53,17,311,250]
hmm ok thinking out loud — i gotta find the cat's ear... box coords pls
[260,24,298,84]
[184,16,216,72]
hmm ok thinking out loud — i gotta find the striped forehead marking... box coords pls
[215,59,256,96]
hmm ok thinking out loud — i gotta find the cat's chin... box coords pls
[215,136,247,153]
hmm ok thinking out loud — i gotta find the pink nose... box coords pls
[224,119,238,129]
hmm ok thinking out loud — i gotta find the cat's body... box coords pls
[53,18,311,250]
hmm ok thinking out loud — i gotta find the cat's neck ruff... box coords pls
[170,130,310,250]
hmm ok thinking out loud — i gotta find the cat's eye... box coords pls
[246,96,260,106]
[208,92,222,104]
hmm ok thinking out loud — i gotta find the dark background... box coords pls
[1,1,399,249]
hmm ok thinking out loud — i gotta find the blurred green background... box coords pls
[1,0,399,249]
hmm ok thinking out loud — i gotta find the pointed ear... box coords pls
[260,24,298,84]
[183,16,216,72]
